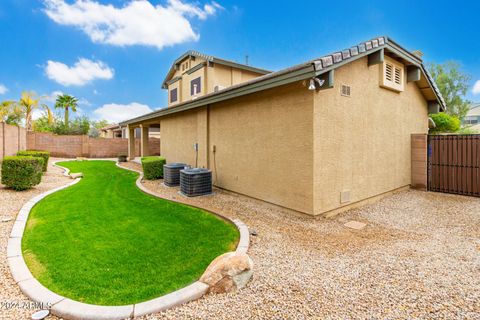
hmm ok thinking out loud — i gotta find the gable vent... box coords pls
[385,63,393,82]
[380,57,404,92]
[394,67,402,85]
[341,84,351,97]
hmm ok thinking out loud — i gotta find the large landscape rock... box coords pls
[199,252,253,294]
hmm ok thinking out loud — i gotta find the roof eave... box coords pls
[121,64,314,126]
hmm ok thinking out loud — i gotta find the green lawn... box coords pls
[22,160,238,305]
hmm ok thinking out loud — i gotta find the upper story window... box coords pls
[191,77,201,96]
[170,88,178,103]
[380,57,404,92]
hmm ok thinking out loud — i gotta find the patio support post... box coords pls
[140,124,149,157]
[128,125,135,160]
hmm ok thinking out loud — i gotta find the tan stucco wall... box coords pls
[209,82,314,214]
[209,64,263,92]
[313,56,429,216]
[160,82,315,214]
[160,109,203,167]
[168,61,264,107]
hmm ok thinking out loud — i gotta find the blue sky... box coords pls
[0,0,479,123]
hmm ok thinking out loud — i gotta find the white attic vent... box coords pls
[341,84,351,97]
[380,57,404,92]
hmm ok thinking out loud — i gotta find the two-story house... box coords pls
[161,51,271,106]
[121,36,445,217]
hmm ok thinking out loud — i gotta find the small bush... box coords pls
[141,156,166,180]
[17,150,50,172]
[1,156,44,191]
[429,113,460,134]
[118,154,127,163]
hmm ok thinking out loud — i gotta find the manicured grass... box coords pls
[22,161,238,305]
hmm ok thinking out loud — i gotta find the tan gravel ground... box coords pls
[0,158,71,320]
[1,160,479,319]
[119,162,480,320]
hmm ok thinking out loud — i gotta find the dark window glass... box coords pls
[191,77,201,95]
[170,88,177,102]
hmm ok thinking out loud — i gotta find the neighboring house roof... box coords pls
[100,124,121,131]
[161,50,272,89]
[465,103,480,117]
[122,36,446,126]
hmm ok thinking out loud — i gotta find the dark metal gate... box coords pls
[428,135,480,196]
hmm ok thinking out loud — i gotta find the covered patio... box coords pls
[126,122,161,159]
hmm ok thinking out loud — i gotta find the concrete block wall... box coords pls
[0,122,27,158]
[27,132,160,158]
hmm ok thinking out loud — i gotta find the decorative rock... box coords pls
[199,252,253,294]
[70,172,83,179]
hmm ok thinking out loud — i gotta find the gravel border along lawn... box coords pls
[2,160,479,319]
[120,162,480,320]
[1,159,71,320]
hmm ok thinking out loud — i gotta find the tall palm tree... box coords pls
[18,91,40,131]
[55,94,78,129]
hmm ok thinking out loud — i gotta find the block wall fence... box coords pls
[0,122,27,158]
[27,131,160,158]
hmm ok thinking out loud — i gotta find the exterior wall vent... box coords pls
[180,168,212,197]
[163,163,187,187]
[341,84,351,97]
[380,57,404,92]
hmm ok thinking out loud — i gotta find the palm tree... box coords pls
[18,91,40,131]
[55,94,78,129]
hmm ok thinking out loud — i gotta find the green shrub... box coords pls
[429,113,461,134]
[17,150,50,172]
[141,156,166,180]
[1,156,44,190]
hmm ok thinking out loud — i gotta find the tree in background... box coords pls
[0,100,23,125]
[54,94,78,129]
[429,112,461,134]
[428,61,471,121]
[32,105,55,132]
[89,119,110,138]
[18,91,43,130]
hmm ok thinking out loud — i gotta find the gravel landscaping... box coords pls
[1,159,70,319]
[1,160,479,319]
[121,162,480,320]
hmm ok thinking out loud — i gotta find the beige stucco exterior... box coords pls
[130,47,433,216]
[313,57,428,216]
[160,83,314,213]
[166,56,266,107]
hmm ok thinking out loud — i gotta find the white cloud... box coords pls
[43,0,222,50]
[0,84,8,94]
[473,80,480,95]
[43,90,63,103]
[45,58,114,86]
[93,102,152,123]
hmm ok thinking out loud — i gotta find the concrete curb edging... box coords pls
[7,159,250,320]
